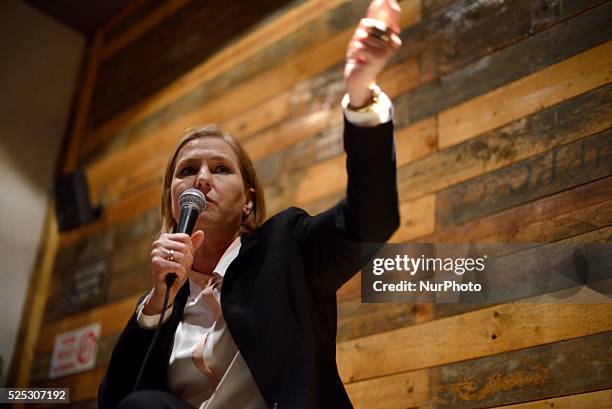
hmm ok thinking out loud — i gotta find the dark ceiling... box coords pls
[25,0,132,37]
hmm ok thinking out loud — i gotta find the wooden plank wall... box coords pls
[12,0,612,407]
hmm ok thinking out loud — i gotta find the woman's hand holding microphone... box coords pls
[143,230,205,315]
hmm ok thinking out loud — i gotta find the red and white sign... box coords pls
[49,322,101,379]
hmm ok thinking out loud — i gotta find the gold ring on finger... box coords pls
[167,249,175,261]
[370,27,390,42]
[363,17,390,42]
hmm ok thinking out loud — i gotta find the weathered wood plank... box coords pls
[36,294,140,354]
[336,303,612,383]
[346,368,429,409]
[35,367,106,404]
[221,91,292,141]
[101,0,161,42]
[344,327,612,409]
[338,303,435,343]
[429,332,612,408]
[488,389,612,409]
[398,82,612,202]
[421,176,612,243]
[390,194,436,242]
[378,57,421,99]
[438,40,612,148]
[435,129,612,229]
[46,209,159,322]
[90,0,295,128]
[348,376,612,409]
[106,236,153,304]
[100,0,192,60]
[485,194,612,243]
[59,183,161,249]
[561,225,612,244]
[395,0,612,130]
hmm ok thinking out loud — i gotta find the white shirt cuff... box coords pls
[341,90,394,127]
[136,290,174,329]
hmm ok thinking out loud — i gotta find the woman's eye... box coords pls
[178,166,196,176]
[214,165,231,174]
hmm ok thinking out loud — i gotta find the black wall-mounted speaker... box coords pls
[54,170,98,231]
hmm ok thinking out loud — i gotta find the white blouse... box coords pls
[137,237,268,409]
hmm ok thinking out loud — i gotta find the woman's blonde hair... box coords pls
[160,124,266,234]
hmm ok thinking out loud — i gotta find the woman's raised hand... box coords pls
[143,230,205,315]
[344,0,402,107]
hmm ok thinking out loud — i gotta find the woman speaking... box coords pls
[98,1,402,408]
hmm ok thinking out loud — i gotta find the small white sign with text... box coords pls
[49,322,101,379]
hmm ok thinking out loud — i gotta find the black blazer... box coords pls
[98,118,400,409]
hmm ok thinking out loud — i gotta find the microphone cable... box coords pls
[132,279,173,392]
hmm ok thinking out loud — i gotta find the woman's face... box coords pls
[170,137,253,234]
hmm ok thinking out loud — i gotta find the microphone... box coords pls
[165,188,206,287]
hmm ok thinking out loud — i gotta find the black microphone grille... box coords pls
[179,188,206,213]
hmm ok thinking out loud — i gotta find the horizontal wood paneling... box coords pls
[36,295,140,353]
[100,0,191,60]
[36,367,106,403]
[102,0,163,43]
[428,332,612,408]
[90,0,295,128]
[436,129,611,229]
[38,304,612,402]
[488,389,612,409]
[390,194,437,242]
[346,367,429,409]
[438,40,612,148]
[336,302,612,383]
[398,82,612,202]
[395,0,612,130]
[422,176,612,243]
[346,333,612,409]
